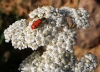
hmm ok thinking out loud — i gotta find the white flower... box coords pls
[4,6,98,72]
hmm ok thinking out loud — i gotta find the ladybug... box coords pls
[31,18,46,29]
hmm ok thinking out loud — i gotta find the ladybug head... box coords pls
[41,18,46,21]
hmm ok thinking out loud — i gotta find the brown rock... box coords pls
[77,0,100,48]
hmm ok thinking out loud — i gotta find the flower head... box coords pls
[4,6,98,72]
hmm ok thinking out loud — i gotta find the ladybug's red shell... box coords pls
[31,18,46,29]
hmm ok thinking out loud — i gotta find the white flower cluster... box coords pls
[4,19,28,49]
[4,6,98,72]
[74,52,98,72]
[60,7,90,29]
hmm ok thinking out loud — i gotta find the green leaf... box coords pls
[0,33,4,44]
[0,0,2,2]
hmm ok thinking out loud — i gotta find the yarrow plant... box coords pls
[4,6,98,72]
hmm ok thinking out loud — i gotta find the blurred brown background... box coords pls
[0,0,100,72]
